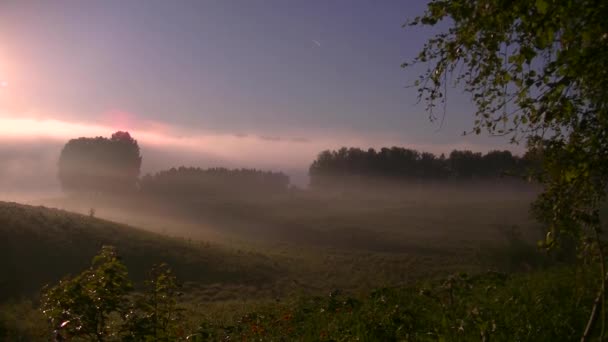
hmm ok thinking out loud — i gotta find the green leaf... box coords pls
[536,0,548,14]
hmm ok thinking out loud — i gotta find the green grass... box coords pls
[186,266,595,341]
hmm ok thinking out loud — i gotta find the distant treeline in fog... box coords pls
[140,167,290,197]
[58,132,290,198]
[309,147,536,187]
[58,132,536,199]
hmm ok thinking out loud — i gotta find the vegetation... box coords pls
[3,186,579,340]
[2,246,593,341]
[41,246,133,341]
[310,147,534,188]
[191,267,594,341]
[0,201,281,301]
[41,247,185,341]
[4,0,606,338]
[58,131,142,195]
[406,0,608,248]
[405,0,608,338]
[140,166,290,199]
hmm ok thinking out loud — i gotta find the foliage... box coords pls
[41,248,187,342]
[10,256,600,341]
[405,1,608,337]
[123,263,185,341]
[477,225,561,273]
[140,166,290,199]
[190,267,594,341]
[1,244,594,341]
[309,146,535,187]
[41,246,132,341]
[404,0,608,253]
[58,131,142,195]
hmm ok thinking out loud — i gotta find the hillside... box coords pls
[0,201,283,301]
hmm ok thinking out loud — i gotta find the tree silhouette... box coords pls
[309,146,530,187]
[58,131,142,195]
[140,167,289,199]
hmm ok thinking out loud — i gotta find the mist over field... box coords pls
[2,0,604,340]
[0,116,514,194]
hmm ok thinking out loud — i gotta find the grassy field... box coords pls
[2,184,573,340]
[12,184,543,296]
[0,201,283,302]
[4,184,544,300]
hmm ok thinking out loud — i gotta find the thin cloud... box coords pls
[312,39,321,47]
[259,135,282,142]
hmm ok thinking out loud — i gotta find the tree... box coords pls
[405,0,608,339]
[58,131,142,195]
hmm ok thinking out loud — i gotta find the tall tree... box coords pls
[58,131,142,195]
[405,0,608,338]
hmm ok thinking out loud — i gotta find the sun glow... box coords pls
[0,115,329,169]
[0,117,109,140]
[0,114,491,172]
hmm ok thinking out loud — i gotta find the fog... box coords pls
[1,123,543,310]
[0,114,510,197]
[0,115,539,259]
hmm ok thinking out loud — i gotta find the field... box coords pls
[3,182,584,340]
[28,183,545,293]
[5,184,542,294]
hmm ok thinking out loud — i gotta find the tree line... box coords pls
[58,132,536,197]
[140,167,290,198]
[309,147,536,187]
[58,132,290,198]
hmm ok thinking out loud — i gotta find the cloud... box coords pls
[259,135,282,142]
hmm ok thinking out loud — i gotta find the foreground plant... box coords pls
[123,263,184,341]
[41,246,183,341]
[41,246,132,341]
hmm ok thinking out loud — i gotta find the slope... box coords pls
[0,201,282,301]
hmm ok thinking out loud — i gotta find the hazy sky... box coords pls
[0,0,518,189]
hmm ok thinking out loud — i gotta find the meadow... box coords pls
[34,181,545,292]
[2,181,583,340]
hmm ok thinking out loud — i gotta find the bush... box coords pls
[41,246,184,341]
[41,246,132,341]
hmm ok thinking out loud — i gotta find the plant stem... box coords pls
[582,228,607,342]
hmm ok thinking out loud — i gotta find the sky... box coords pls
[0,0,519,190]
